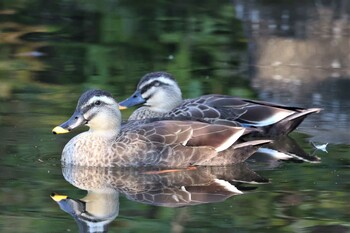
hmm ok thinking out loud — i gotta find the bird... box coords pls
[118,71,322,137]
[52,89,271,167]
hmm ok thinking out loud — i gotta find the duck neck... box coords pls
[149,99,182,113]
[89,128,120,139]
[87,109,122,139]
[148,88,183,113]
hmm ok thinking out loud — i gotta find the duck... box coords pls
[118,71,322,137]
[52,89,271,167]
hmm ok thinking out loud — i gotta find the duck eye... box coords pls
[154,81,160,87]
[95,100,101,106]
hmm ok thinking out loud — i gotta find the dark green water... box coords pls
[1,1,350,232]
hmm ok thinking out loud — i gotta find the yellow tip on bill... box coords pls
[118,105,128,110]
[52,126,69,134]
[51,193,68,202]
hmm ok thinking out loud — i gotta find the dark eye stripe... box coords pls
[140,80,167,94]
[81,101,105,114]
[81,104,94,114]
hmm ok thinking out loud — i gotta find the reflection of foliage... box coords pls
[2,1,349,233]
[0,0,251,100]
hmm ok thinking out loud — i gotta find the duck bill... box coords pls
[52,110,86,134]
[51,193,68,202]
[118,90,146,110]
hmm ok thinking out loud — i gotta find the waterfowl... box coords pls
[119,71,321,137]
[52,89,271,167]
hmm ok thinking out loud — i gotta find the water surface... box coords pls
[0,1,350,232]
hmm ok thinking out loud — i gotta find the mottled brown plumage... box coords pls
[119,72,321,136]
[53,90,270,167]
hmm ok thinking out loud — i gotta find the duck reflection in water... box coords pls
[251,135,321,167]
[51,164,268,232]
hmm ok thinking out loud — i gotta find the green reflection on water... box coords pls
[0,0,249,99]
[1,0,350,233]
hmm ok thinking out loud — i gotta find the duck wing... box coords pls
[131,120,246,152]
[172,95,298,125]
[166,94,321,136]
[117,120,251,167]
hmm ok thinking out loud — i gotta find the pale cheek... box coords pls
[88,114,112,129]
[147,91,167,105]
[90,115,106,125]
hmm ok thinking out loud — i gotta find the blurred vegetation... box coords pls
[1,0,350,233]
[0,0,251,101]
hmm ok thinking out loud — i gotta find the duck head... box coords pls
[119,72,182,113]
[52,89,122,136]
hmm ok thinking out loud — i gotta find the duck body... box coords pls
[54,90,270,167]
[120,72,321,137]
[61,120,253,167]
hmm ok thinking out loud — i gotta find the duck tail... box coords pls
[211,139,272,165]
[264,108,322,136]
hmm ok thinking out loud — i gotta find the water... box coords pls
[0,1,350,232]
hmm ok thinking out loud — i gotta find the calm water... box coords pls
[1,1,350,232]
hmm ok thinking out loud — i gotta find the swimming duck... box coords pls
[52,89,271,167]
[119,72,321,137]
